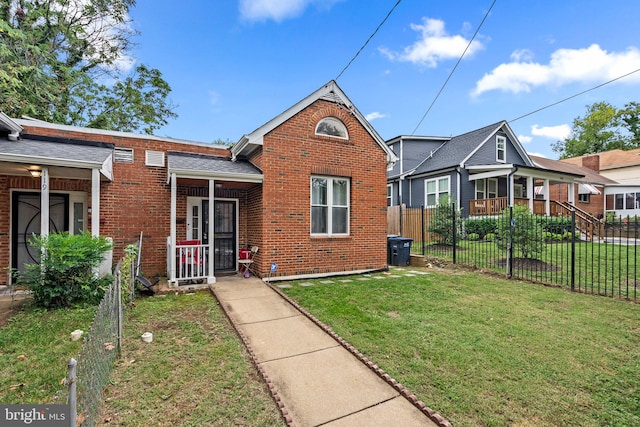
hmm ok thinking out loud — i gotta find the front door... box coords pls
[188,198,237,273]
[12,192,69,274]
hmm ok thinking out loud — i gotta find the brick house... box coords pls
[0,81,396,286]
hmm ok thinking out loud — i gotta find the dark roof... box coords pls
[167,152,262,176]
[0,137,113,164]
[412,121,504,175]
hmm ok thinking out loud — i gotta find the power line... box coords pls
[509,67,640,122]
[335,0,402,81]
[411,0,497,135]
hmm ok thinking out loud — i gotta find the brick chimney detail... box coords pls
[581,154,600,172]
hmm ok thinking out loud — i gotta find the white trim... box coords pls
[168,168,263,184]
[231,80,398,165]
[311,175,350,236]
[315,117,348,139]
[496,135,506,163]
[145,150,165,167]
[40,168,50,237]
[91,168,100,237]
[424,175,450,208]
[467,167,513,181]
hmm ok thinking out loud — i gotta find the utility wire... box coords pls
[335,0,402,81]
[509,67,640,122]
[411,0,497,135]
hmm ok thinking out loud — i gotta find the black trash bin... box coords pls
[387,236,413,266]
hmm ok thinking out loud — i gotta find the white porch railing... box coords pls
[166,238,209,283]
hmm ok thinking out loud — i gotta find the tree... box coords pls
[552,101,640,158]
[0,0,176,134]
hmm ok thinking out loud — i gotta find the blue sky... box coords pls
[126,0,640,159]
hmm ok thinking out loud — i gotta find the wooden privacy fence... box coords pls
[387,205,435,249]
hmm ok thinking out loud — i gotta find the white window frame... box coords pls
[311,176,350,236]
[425,176,450,208]
[578,193,590,203]
[475,179,486,199]
[496,136,506,163]
[514,184,524,199]
[315,117,349,140]
[387,184,392,206]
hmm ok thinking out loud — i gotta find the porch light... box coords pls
[28,168,42,178]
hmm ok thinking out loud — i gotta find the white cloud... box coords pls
[473,44,640,96]
[239,0,340,22]
[531,124,572,140]
[518,135,533,144]
[379,17,484,67]
[365,112,387,121]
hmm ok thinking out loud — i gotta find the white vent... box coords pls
[114,148,134,163]
[145,150,165,167]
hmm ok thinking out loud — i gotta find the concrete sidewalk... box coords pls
[211,277,446,427]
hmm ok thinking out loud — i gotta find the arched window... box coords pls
[315,117,348,139]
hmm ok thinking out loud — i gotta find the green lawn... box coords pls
[280,268,640,427]
[419,240,640,299]
[0,293,283,426]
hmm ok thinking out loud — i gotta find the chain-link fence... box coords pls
[57,244,138,427]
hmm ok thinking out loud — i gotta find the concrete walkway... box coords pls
[210,276,446,427]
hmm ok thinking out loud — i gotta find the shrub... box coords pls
[544,217,572,234]
[542,231,553,241]
[467,233,480,241]
[552,233,563,241]
[562,231,574,240]
[16,232,113,308]
[464,218,498,239]
[496,205,544,259]
[427,196,463,245]
[484,233,495,241]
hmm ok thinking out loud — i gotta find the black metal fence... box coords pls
[402,203,639,301]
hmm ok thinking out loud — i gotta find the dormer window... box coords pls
[315,117,348,139]
[496,135,506,163]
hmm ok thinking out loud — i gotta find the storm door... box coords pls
[188,198,237,273]
[12,192,69,274]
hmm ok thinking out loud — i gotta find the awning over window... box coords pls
[578,183,601,195]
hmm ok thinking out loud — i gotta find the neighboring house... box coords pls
[561,150,640,217]
[0,80,397,287]
[530,155,617,218]
[387,121,585,217]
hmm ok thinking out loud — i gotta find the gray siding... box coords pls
[465,132,528,166]
[407,170,457,208]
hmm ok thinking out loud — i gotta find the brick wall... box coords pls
[5,125,231,280]
[256,99,389,278]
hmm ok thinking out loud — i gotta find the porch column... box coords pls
[568,183,575,204]
[91,168,100,237]
[207,179,216,284]
[527,176,534,211]
[169,173,177,284]
[544,179,550,215]
[40,167,50,236]
[509,172,515,207]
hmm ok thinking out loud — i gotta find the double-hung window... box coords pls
[496,136,506,163]
[311,176,349,235]
[426,177,449,207]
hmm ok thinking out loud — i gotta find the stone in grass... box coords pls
[320,280,335,284]
[277,284,292,289]
[299,282,315,287]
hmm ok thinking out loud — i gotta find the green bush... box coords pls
[496,205,544,259]
[467,233,480,241]
[484,233,495,241]
[552,233,563,241]
[464,218,497,239]
[16,232,113,308]
[542,231,553,241]
[562,231,574,240]
[544,217,572,234]
[427,196,462,245]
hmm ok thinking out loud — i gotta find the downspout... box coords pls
[456,167,461,212]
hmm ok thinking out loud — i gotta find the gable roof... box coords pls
[530,155,617,185]
[0,111,22,140]
[231,80,398,164]
[561,148,640,170]
[410,121,533,176]
[167,152,262,183]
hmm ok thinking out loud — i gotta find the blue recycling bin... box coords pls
[387,236,413,266]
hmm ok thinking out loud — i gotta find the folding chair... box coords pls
[238,246,258,278]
